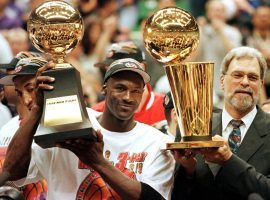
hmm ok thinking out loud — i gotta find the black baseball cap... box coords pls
[95,41,145,68]
[0,57,47,85]
[104,58,150,84]
[0,51,42,70]
[163,92,174,109]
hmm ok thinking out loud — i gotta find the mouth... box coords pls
[119,103,134,110]
[28,104,34,111]
[234,90,252,96]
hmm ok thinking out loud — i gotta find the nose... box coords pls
[240,75,250,86]
[123,91,132,102]
[23,92,33,108]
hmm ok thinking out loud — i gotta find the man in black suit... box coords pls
[172,46,270,200]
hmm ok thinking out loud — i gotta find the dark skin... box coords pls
[3,63,146,200]
[99,71,144,132]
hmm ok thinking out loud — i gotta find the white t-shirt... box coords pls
[0,34,13,64]
[16,108,175,200]
[0,115,19,146]
[0,102,12,130]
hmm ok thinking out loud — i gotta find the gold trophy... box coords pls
[143,7,224,149]
[27,0,94,148]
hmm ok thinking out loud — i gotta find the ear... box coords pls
[101,84,107,96]
[220,74,225,91]
[171,108,178,123]
[261,79,264,88]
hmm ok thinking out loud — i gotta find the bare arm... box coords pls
[94,157,141,200]
[58,131,147,200]
[3,62,55,181]
[2,105,41,180]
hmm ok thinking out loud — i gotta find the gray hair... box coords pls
[220,46,267,79]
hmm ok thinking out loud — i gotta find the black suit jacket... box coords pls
[172,108,270,200]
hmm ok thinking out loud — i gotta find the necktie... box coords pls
[228,119,244,153]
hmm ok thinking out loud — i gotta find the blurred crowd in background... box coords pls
[0,0,270,128]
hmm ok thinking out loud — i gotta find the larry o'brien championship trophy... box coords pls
[143,7,224,149]
[27,1,94,148]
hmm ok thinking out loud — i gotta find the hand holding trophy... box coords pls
[143,7,224,149]
[28,1,94,148]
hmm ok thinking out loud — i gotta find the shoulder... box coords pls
[87,107,102,118]
[0,116,19,135]
[136,122,173,143]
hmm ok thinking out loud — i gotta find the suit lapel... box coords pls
[237,108,268,161]
[196,112,223,181]
[212,112,222,136]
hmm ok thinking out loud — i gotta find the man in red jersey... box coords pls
[93,41,165,125]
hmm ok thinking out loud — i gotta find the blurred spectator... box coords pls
[0,84,12,129]
[77,0,97,17]
[66,43,102,106]
[158,0,176,9]
[0,0,22,30]
[81,16,117,74]
[21,0,44,29]
[118,0,139,33]
[96,0,118,20]
[137,19,164,87]
[5,28,30,55]
[247,6,270,97]
[195,0,242,98]
[261,99,270,113]
[0,33,13,63]
[154,75,170,94]
[153,92,177,140]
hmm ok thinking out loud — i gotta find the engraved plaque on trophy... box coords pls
[143,7,224,149]
[27,0,95,148]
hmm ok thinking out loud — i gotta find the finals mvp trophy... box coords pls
[27,1,95,148]
[143,7,224,149]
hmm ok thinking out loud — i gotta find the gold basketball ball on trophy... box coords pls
[143,7,199,64]
[27,1,84,63]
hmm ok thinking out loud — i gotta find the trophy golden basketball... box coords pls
[27,0,94,148]
[143,7,224,149]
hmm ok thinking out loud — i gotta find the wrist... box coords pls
[92,157,110,171]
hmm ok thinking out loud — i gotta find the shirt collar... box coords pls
[222,106,257,131]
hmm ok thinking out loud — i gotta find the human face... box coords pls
[13,75,36,111]
[207,1,226,22]
[253,7,270,30]
[104,71,144,121]
[221,56,263,115]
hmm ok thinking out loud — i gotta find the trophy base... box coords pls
[35,65,95,148]
[35,121,95,148]
[166,140,224,150]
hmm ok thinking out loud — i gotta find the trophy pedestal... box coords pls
[166,140,224,150]
[35,66,95,148]
[166,135,224,149]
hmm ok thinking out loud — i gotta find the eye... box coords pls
[115,86,125,92]
[16,91,22,97]
[231,73,243,79]
[27,87,35,93]
[248,75,259,82]
[132,89,143,94]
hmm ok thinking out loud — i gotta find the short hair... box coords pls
[205,0,225,12]
[164,108,172,124]
[220,46,267,79]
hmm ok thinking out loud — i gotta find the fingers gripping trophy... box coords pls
[27,1,94,148]
[143,7,224,149]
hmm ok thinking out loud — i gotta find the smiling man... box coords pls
[172,47,270,200]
